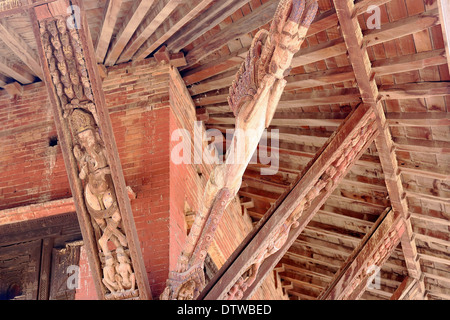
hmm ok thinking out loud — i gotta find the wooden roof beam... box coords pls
[333,0,425,298]
[319,209,405,300]
[437,0,450,73]
[0,56,35,84]
[0,19,43,79]
[189,47,447,95]
[116,0,180,64]
[103,0,156,66]
[131,0,217,62]
[201,103,379,300]
[166,0,252,53]
[95,0,123,63]
[195,81,449,107]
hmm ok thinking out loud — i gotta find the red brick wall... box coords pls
[0,83,70,210]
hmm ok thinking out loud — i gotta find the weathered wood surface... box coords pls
[29,0,151,300]
[160,0,319,300]
[333,0,425,298]
[202,103,378,300]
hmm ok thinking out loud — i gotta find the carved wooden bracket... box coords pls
[160,0,319,300]
[29,0,151,300]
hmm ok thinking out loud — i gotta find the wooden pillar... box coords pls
[28,0,151,300]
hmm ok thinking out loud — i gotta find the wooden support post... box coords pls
[29,0,151,300]
[333,0,425,298]
[201,103,379,300]
[319,209,405,300]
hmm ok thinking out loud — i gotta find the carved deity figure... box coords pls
[70,108,136,296]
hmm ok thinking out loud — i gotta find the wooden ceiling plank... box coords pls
[437,0,450,73]
[332,0,426,298]
[132,0,215,61]
[182,46,247,86]
[0,19,43,79]
[0,56,35,84]
[103,0,156,66]
[116,0,181,64]
[166,0,251,53]
[185,0,279,67]
[389,276,417,300]
[95,0,123,63]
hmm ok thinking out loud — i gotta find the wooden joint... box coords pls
[154,46,187,68]
[4,81,23,98]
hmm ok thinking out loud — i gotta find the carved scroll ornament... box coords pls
[161,0,319,300]
[39,17,138,300]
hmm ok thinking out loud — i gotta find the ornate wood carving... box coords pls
[30,0,151,300]
[160,0,319,300]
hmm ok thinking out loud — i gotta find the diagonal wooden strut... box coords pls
[333,0,425,298]
[202,103,379,300]
[29,0,151,300]
[319,208,405,300]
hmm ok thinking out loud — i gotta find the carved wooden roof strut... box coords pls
[160,0,320,300]
[28,0,152,300]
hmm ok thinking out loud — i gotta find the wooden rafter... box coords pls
[437,0,450,73]
[103,0,156,66]
[319,209,405,300]
[0,19,43,79]
[95,0,123,63]
[0,55,35,84]
[132,0,215,62]
[29,0,152,300]
[184,0,280,67]
[193,81,449,107]
[202,103,379,300]
[166,0,251,53]
[333,0,425,298]
[116,0,180,64]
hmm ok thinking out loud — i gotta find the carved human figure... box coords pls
[115,248,136,292]
[70,108,134,294]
